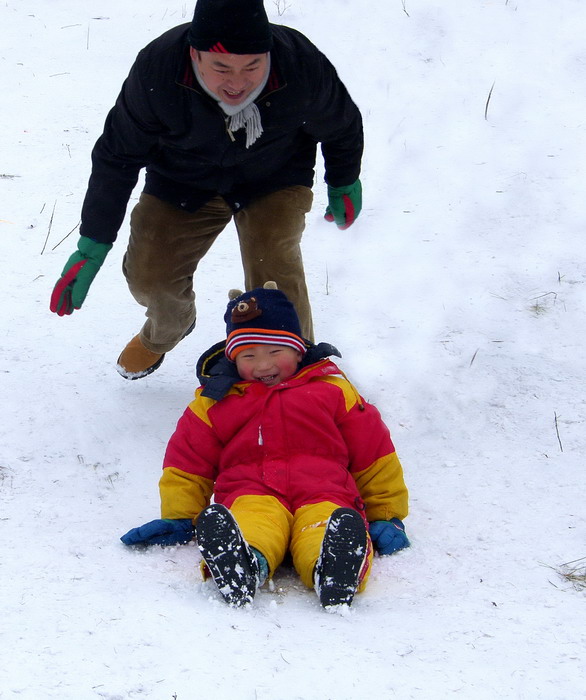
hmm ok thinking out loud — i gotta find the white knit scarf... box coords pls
[192,56,270,148]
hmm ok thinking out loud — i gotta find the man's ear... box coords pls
[189,47,200,62]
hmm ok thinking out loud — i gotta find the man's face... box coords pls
[191,48,269,105]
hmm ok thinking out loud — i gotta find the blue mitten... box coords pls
[369,518,410,555]
[120,518,194,546]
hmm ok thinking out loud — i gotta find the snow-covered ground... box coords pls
[1,1,584,698]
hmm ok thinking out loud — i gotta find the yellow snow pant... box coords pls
[229,495,373,592]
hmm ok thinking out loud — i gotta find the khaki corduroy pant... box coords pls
[122,187,314,353]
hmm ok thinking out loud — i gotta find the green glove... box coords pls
[324,179,362,230]
[50,236,112,316]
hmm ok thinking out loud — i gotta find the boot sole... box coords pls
[195,504,258,607]
[315,508,368,609]
[116,353,165,380]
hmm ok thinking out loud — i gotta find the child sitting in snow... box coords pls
[121,283,410,610]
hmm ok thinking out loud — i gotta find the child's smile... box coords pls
[235,344,302,387]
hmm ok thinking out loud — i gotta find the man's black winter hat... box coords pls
[188,0,273,55]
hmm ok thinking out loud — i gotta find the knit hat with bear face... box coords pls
[224,282,307,361]
[188,0,273,55]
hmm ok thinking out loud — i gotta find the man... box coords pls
[50,0,363,380]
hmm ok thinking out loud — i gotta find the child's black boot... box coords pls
[195,504,261,607]
[314,507,368,610]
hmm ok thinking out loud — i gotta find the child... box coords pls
[121,283,410,610]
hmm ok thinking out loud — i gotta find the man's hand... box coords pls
[120,518,195,546]
[50,236,112,316]
[324,179,362,230]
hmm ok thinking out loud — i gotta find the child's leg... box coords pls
[290,501,373,594]
[229,494,293,578]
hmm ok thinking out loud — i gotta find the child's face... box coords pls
[235,344,302,387]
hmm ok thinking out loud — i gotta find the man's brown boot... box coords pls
[116,334,165,380]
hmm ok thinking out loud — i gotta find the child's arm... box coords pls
[120,391,221,547]
[159,392,222,520]
[335,394,408,522]
[352,449,408,522]
[338,394,410,554]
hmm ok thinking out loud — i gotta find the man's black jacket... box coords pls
[80,23,364,243]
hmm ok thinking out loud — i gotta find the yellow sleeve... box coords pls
[159,466,214,522]
[353,452,409,522]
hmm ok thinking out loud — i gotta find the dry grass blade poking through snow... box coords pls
[546,557,586,591]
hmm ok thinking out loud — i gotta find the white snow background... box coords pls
[1,1,584,698]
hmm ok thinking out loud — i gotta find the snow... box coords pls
[1,1,584,698]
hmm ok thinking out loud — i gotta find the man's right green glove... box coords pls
[50,236,112,316]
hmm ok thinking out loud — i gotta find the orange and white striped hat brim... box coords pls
[226,328,306,361]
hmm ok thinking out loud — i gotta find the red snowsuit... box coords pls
[160,357,408,589]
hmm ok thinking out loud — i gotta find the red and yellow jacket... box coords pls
[159,357,408,524]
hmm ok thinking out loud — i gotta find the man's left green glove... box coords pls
[324,179,362,230]
[50,236,112,316]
